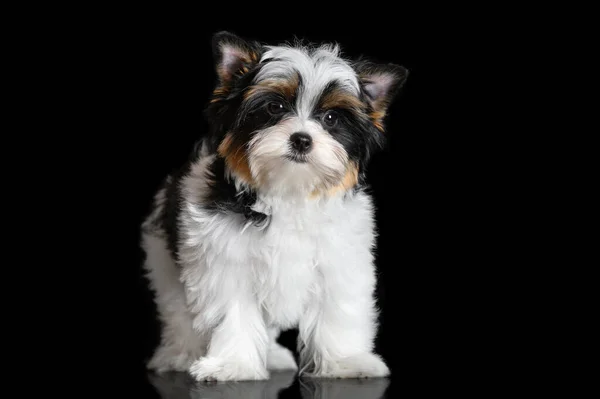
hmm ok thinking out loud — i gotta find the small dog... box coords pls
[141,31,408,381]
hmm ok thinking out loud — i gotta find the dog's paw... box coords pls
[303,352,390,379]
[267,343,298,371]
[189,357,269,381]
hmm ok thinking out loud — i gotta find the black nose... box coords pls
[289,132,313,153]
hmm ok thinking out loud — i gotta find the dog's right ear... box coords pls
[212,31,261,86]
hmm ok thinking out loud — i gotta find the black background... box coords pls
[82,10,498,398]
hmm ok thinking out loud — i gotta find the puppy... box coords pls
[141,31,408,382]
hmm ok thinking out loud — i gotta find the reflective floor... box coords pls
[148,370,391,399]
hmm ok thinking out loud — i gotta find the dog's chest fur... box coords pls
[181,181,375,329]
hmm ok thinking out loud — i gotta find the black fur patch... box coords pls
[203,68,260,154]
[154,141,270,263]
[159,169,187,262]
[313,81,385,175]
[204,156,270,228]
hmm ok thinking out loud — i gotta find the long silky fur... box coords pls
[141,31,408,381]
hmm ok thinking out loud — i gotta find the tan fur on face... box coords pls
[244,74,300,102]
[310,162,359,198]
[217,133,254,185]
[319,89,365,112]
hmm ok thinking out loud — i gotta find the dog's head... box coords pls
[206,31,408,198]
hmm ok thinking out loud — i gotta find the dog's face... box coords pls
[207,32,408,197]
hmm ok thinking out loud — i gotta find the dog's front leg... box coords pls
[189,296,270,382]
[298,252,390,379]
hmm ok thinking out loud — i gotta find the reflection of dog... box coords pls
[300,377,390,399]
[148,371,296,399]
[142,31,408,382]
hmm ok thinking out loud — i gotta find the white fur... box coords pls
[142,152,388,381]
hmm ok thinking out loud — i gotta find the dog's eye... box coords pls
[323,110,338,127]
[267,101,285,115]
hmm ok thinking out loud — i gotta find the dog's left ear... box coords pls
[212,31,262,85]
[354,61,409,126]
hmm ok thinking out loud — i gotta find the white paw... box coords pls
[304,352,390,379]
[147,346,195,373]
[267,343,298,371]
[189,357,269,381]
